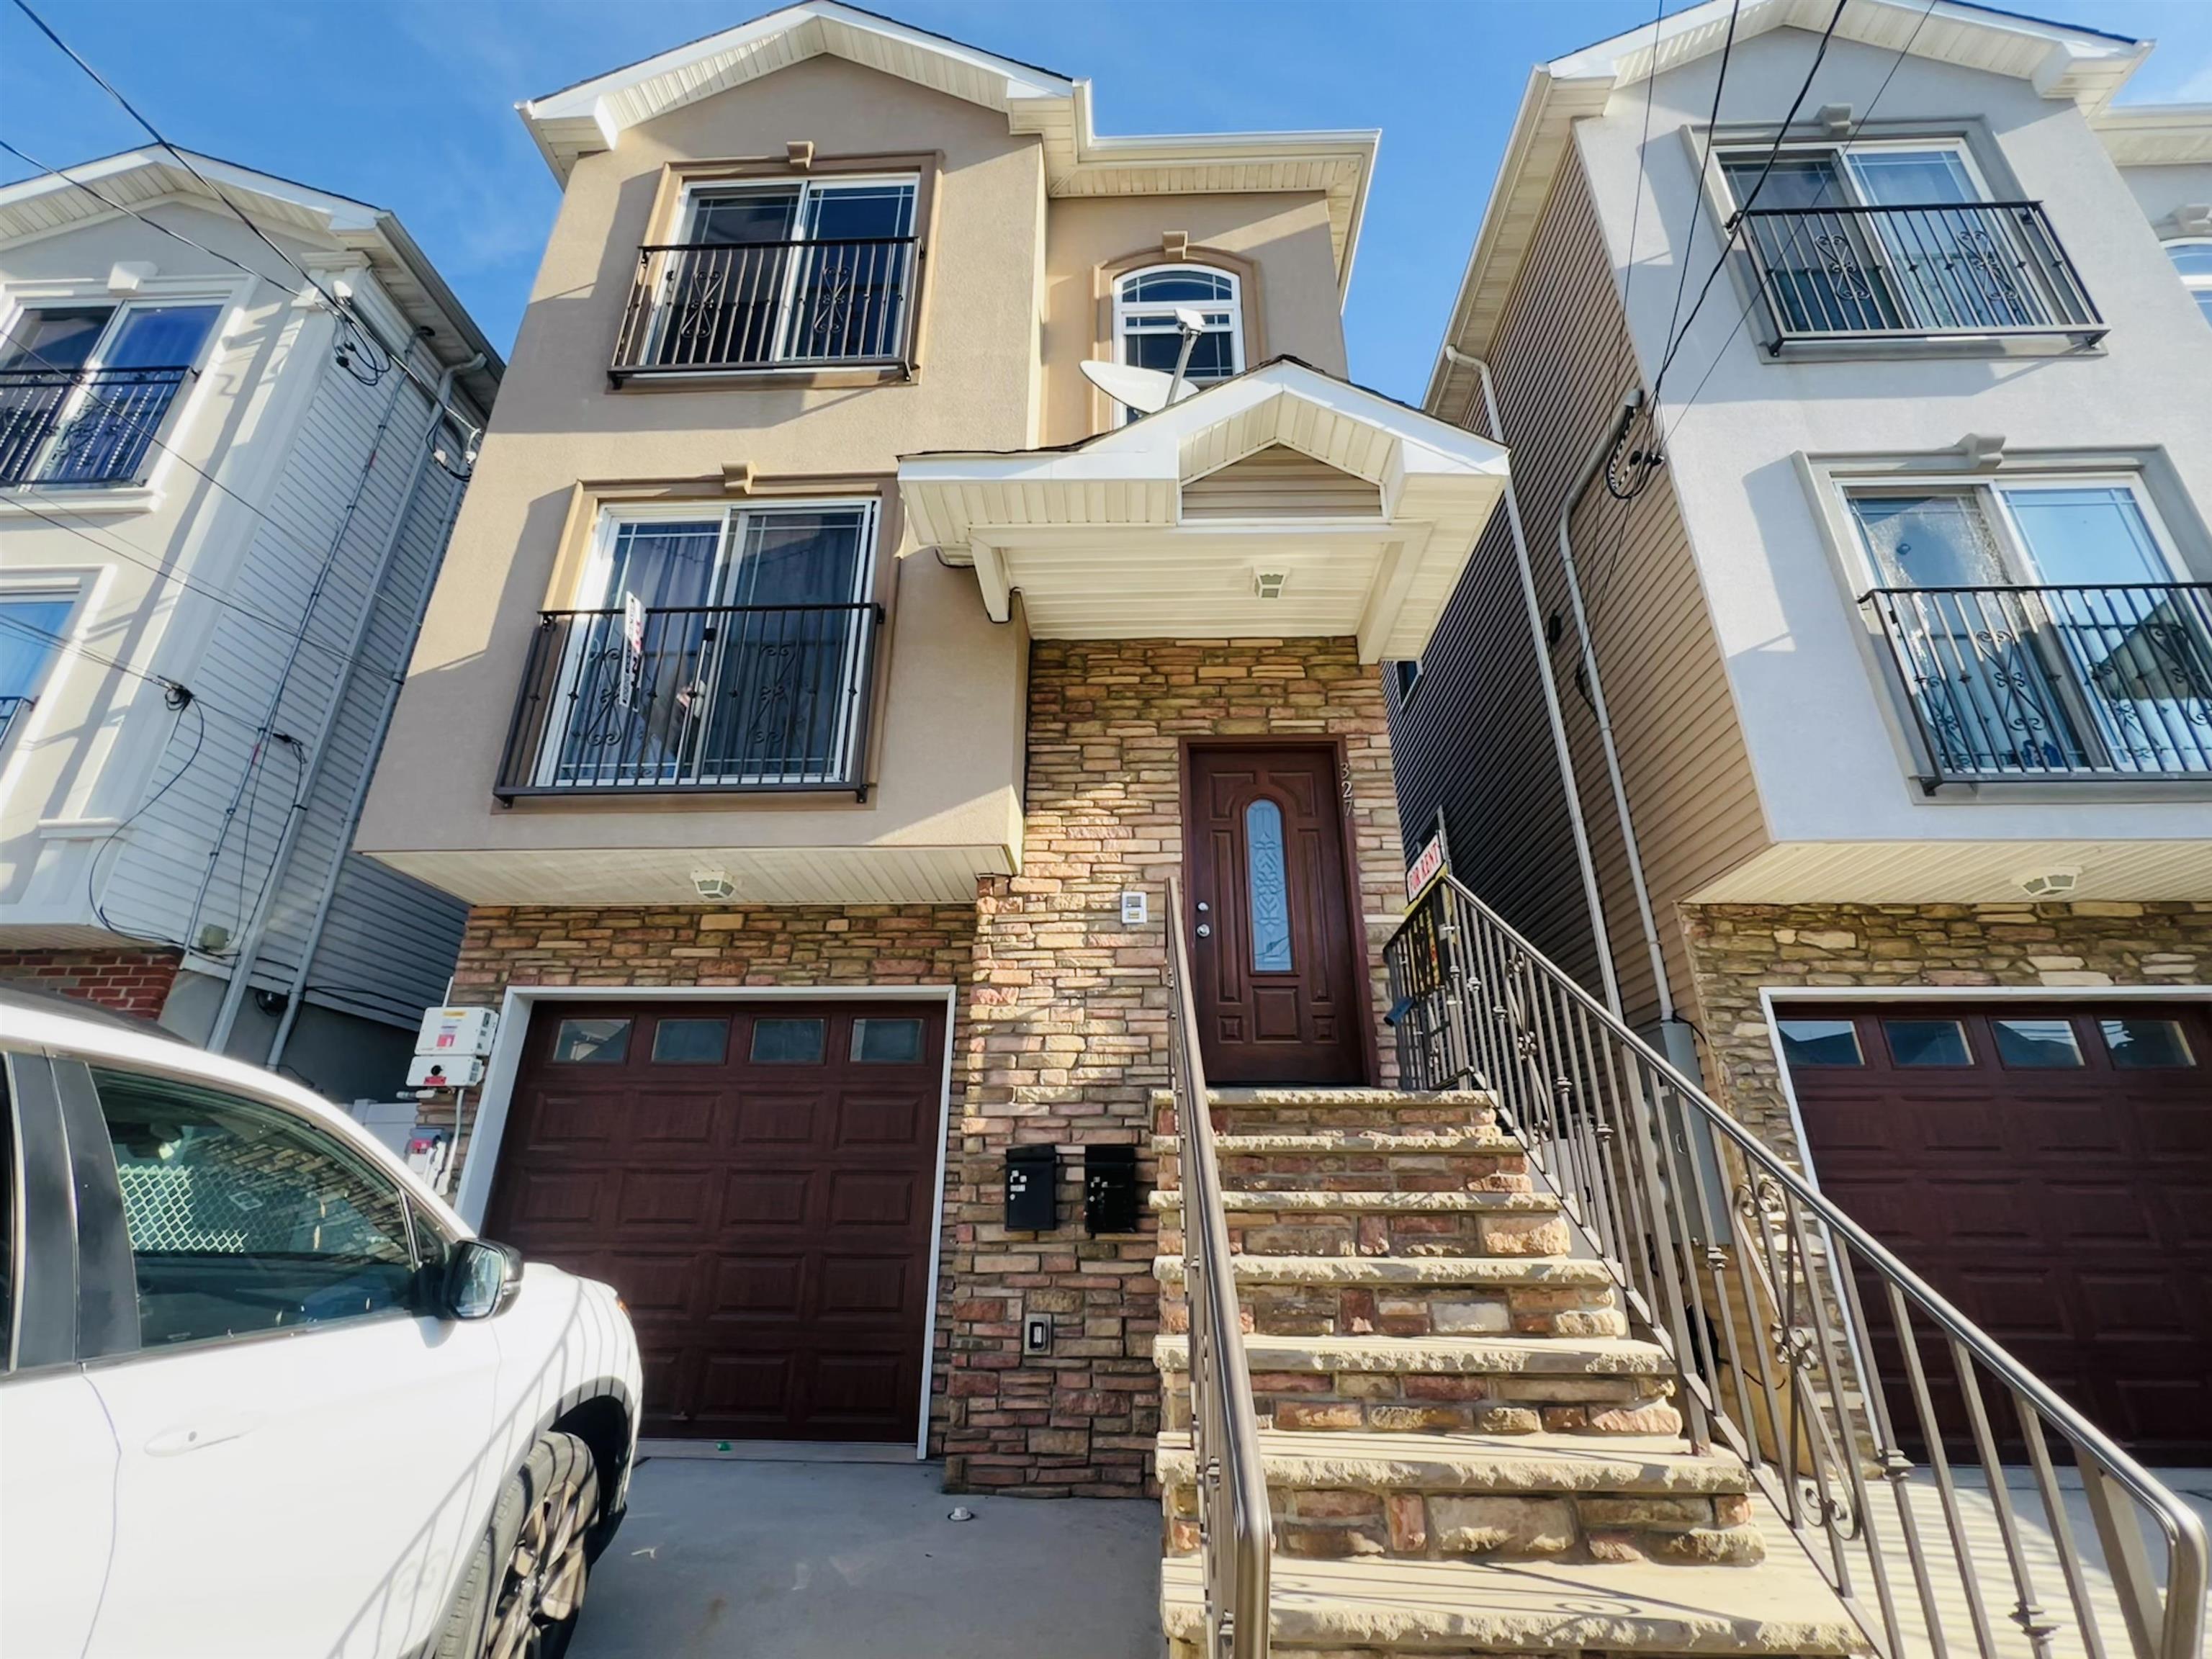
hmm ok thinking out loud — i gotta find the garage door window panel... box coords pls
[1881,1017,1972,1066]
[750,1018,825,1064]
[1776,1017,1863,1066]
[650,1017,729,1064]
[552,1018,630,1063]
[2101,1018,2193,1069]
[1991,1018,2085,1069]
[851,1017,925,1064]
[91,1069,421,1346]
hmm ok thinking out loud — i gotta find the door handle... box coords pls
[144,1412,264,1457]
[1195,923,1212,938]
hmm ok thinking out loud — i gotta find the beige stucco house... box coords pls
[356,1,1513,1492]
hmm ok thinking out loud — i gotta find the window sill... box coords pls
[0,485,161,518]
[1911,776,2212,805]
[1761,331,2105,364]
[606,361,912,392]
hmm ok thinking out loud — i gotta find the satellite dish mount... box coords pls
[1079,307,1212,420]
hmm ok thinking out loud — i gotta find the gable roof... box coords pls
[0,148,503,408]
[1424,0,2159,411]
[516,0,1377,301]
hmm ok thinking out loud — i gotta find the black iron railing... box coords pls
[1859,583,2212,786]
[1738,202,2102,349]
[0,365,192,486]
[609,238,918,382]
[1385,873,2207,1659]
[494,602,884,800]
[0,694,32,747]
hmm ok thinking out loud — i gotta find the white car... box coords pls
[0,986,642,1658]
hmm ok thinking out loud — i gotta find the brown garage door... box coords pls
[485,1000,945,1442]
[1779,1002,2212,1464]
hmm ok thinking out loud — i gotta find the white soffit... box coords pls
[516,1,1376,298]
[0,148,504,400]
[896,359,1509,662]
[2090,104,2212,167]
[1423,0,2154,410]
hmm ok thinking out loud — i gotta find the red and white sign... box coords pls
[1405,831,1447,905]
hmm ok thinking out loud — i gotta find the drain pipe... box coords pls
[266,356,481,1069]
[1547,386,1695,1069]
[1442,346,1624,1018]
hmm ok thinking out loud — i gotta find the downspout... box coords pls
[265,356,480,1070]
[1442,346,1624,1017]
[1547,385,1695,1068]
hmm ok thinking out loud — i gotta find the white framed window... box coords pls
[2164,238,2212,328]
[1714,137,2093,341]
[1112,264,1243,419]
[1839,473,2209,777]
[529,498,881,791]
[0,298,224,487]
[0,583,80,746]
[637,176,920,370]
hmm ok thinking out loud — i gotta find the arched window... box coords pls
[1112,266,1244,408]
[2166,239,2212,327]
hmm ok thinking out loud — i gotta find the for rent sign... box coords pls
[1405,825,1447,905]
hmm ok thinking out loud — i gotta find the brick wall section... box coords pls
[1682,899,2212,1154]
[0,948,181,1019]
[940,637,1402,1496]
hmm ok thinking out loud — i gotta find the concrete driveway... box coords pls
[570,1456,1166,1658]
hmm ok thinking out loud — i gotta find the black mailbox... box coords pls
[1084,1143,1141,1236]
[1004,1144,1058,1231]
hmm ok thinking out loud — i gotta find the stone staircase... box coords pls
[1150,1085,1867,1658]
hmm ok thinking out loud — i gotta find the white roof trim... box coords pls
[0,148,504,399]
[516,1,1376,300]
[1423,0,2154,409]
[2090,103,2212,167]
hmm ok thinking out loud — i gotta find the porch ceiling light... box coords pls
[1251,568,1290,601]
[2015,865,2081,899]
[692,868,737,902]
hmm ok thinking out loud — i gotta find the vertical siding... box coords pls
[99,336,475,1030]
[1389,155,1766,1029]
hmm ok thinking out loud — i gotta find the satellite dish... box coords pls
[1082,359,1202,417]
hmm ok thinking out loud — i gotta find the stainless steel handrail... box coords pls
[1385,872,2208,1659]
[1164,873,1272,1658]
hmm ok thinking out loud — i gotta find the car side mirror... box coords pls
[444,1238,523,1321]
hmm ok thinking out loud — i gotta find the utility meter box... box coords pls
[415,1006,498,1059]
[407,1053,484,1091]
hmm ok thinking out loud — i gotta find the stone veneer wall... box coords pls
[940,637,1402,1496]
[1681,900,2211,1154]
[0,947,182,1019]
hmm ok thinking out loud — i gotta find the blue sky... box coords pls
[6,0,2209,402]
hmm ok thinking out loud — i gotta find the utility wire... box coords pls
[86,693,204,946]
[1659,0,1743,358]
[0,612,260,735]
[1617,0,1671,323]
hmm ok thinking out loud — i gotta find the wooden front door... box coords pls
[1184,744,1367,1085]
[485,999,945,1442]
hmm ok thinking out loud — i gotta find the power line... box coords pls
[0,611,260,735]
[1659,0,1743,356]
[86,693,204,948]
[1647,0,1850,404]
[1618,0,1671,323]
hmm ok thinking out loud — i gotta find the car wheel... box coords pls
[438,1430,599,1659]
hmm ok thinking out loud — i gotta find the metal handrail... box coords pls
[1385,872,2207,1659]
[610,235,920,382]
[0,364,193,486]
[1735,199,2102,350]
[493,601,884,801]
[1164,873,1272,1659]
[1856,582,2212,786]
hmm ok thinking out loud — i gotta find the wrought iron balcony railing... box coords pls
[494,602,884,801]
[0,365,192,486]
[1859,583,2212,786]
[609,237,918,383]
[1738,202,2103,350]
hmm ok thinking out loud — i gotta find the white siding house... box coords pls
[0,150,500,1100]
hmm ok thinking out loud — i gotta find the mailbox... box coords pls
[1084,1143,1141,1236]
[1004,1144,1059,1231]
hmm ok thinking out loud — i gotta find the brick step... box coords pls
[1154,1333,1681,1439]
[1152,1253,1624,1340]
[1153,1086,1498,1138]
[1160,1550,1863,1658]
[1156,1128,1531,1194]
[1151,1187,1570,1260]
[1156,1429,1761,1565]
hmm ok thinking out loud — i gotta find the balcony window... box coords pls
[2167,239,2212,327]
[497,500,884,798]
[0,301,220,486]
[1113,266,1241,421]
[1,591,73,747]
[1848,479,2212,781]
[1720,140,2100,349]
[611,176,917,379]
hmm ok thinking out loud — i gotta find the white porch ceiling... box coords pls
[897,361,1509,662]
